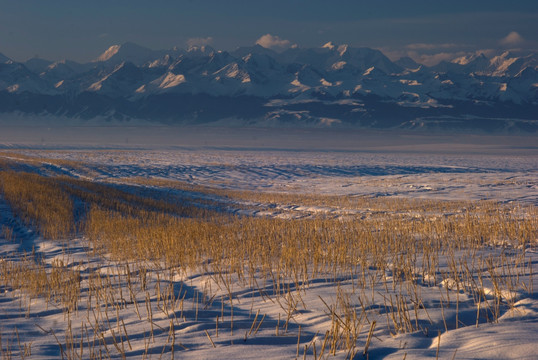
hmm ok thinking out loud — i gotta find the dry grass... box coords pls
[0,172,74,239]
[0,164,536,358]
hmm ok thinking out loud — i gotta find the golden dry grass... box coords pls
[0,164,536,358]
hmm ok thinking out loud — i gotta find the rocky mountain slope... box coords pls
[0,43,537,131]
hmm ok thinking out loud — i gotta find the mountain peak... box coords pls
[231,44,278,59]
[337,44,348,56]
[187,45,215,55]
[95,42,156,64]
[395,56,420,70]
[0,52,13,64]
[322,42,336,50]
[451,53,489,66]
[97,45,121,62]
[24,57,53,73]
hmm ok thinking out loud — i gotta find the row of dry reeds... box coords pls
[0,168,536,358]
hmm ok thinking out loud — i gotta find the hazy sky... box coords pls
[1,0,537,63]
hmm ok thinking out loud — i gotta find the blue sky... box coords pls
[0,0,537,63]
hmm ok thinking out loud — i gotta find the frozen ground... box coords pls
[2,126,537,205]
[0,126,537,359]
[3,137,537,206]
[0,230,536,360]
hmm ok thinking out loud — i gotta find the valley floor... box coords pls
[0,128,537,359]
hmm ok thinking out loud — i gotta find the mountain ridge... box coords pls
[0,42,536,132]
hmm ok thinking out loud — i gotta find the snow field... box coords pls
[0,148,537,359]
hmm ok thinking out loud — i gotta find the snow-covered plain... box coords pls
[1,126,537,204]
[0,127,537,359]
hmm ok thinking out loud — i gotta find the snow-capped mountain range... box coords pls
[1,42,537,131]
